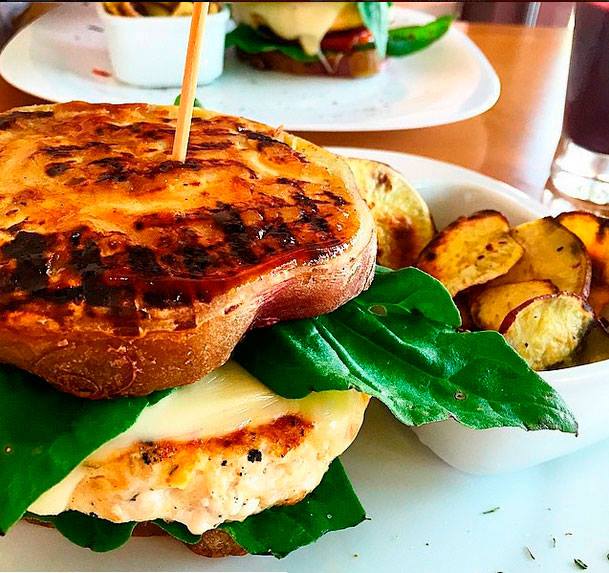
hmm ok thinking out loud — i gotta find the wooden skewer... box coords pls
[172,2,209,162]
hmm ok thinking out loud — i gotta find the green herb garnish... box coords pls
[526,546,536,560]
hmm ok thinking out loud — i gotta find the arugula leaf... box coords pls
[0,367,172,534]
[387,15,452,57]
[235,268,577,433]
[226,25,318,63]
[173,95,203,108]
[30,459,364,558]
[26,512,136,553]
[357,2,390,59]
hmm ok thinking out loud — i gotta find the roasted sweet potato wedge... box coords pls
[470,279,558,331]
[348,157,435,269]
[416,210,524,296]
[491,218,592,297]
[557,211,609,285]
[499,293,595,370]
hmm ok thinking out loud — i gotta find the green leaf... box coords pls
[226,24,318,63]
[153,519,201,544]
[29,459,364,558]
[173,95,203,108]
[357,2,390,59]
[387,15,452,57]
[235,267,577,433]
[0,366,172,534]
[220,458,365,557]
[26,512,136,553]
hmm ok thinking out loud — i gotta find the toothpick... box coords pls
[172,2,209,162]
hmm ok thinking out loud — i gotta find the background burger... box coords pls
[227,2,453,78]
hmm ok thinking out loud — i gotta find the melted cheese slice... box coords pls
[29,362,364,515]
[231,2,362,56]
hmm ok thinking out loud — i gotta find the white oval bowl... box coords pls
[96,4,229,88]
[331,147,609,475]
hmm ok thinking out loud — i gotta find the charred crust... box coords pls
[45,162,73,177]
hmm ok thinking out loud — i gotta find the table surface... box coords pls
[0,23,572,199]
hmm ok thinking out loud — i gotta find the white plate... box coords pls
[5,150,609,573]
[0,3,500,131]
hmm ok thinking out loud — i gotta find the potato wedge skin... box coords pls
[499,293,595,371]
[557,211,609,285]
[348,157,436,269]
[416,210,524,296]
[470,279,558,331]
[491,217,592,297]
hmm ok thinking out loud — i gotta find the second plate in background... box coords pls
[0,3,500,131]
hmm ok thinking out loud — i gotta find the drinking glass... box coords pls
[546,2,609,214]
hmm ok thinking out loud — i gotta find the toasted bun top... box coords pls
[0,102,375,398]
[0,102,367,336]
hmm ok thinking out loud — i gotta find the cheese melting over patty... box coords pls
[29,362,368,534]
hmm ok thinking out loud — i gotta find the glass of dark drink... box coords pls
[546,2,609,214]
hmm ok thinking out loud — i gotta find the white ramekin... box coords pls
[410,182,609,475]
[96,4,229,88]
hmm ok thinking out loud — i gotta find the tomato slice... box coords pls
[321,27,374,53]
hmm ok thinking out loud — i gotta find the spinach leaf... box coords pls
[235,267,577,434]
[26,512,136,553]
[219,458,365,558]
[387,15,452,57]
[0,367,172,534]
[30,459,364,558]
[357,2,390,59]
[226,25,318,63]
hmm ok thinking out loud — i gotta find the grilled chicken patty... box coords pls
[29,363,369,535]
[0,103,375,398]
